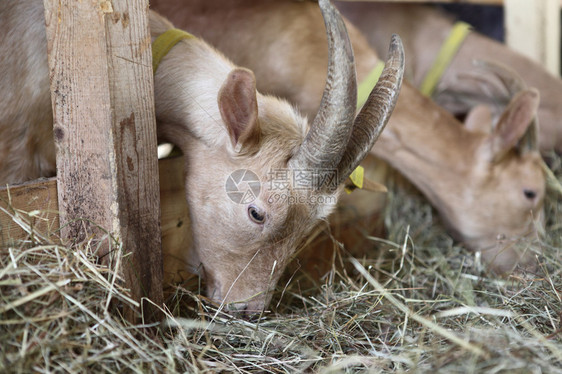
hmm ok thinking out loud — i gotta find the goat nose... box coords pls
[243,303,266,321]
[226,301,248,313]
[226,301,265,320]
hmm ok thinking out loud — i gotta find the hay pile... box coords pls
[1,157,561,373]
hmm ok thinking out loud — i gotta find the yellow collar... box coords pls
[151,28,382,194]
[348,22,471,194]
[357,61,385,110]
[357,22,471,102]
[419,21,472,97]
[152,28,194,73]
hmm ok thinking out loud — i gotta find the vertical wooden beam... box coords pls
[505,0,561,76]
[43,0,163,320]
[104,1,164,320]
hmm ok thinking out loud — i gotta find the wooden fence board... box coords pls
[505,0,561,75]
[42,0,163,319]
[0,157,189,285]
[43,0,116,242]
[105,0,164,318]
[0,178,58,246]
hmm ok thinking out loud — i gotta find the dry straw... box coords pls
[1,155,561,373]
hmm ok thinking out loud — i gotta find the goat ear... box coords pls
[218,68,261,152]
[464,104,493,134]
[487,88,539,161]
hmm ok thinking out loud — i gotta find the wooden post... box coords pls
[0,157,192,290]
[505,0,561,76]
[43,0,163,320]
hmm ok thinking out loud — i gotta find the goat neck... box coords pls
[336,1,562,153]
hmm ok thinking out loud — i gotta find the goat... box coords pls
[149,0,546,273]
[0,0,404,314]
[335,1,562,154]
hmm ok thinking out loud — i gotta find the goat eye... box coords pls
[248,205,265,224]
[523,189,537,200]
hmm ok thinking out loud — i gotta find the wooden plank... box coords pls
[505,0,561,76]
[43,0,114,244]
[42,0,162,319]
[104,0,164,318]
[0,157,189,286]
[0,178,59,246]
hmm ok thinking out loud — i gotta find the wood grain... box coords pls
[0,178,59,246]
[42,0,163,319]
[43,0,116,242]
[105,0,164,318]
[0,157,190,287]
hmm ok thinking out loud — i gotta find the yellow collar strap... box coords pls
[152,28,195,73]
[357,61,385,110]
[419,21,472,97]
[347,22,471,193]
[151,29,381,194]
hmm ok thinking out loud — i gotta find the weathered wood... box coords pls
[0,157,189,285]
[43,0,115,242]
[42,0,163,319]
[0,178,59,246]
[104,0,164,319]
[505,0,561,76]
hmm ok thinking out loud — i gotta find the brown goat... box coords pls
[149,0,546,273]
[0,0,403,314]
[335,1,562,154]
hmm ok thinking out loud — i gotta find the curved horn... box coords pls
[336,34,405,183]
[288,0,357,175]
[474,59,539,154]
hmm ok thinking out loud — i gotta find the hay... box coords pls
[1,156,561,373]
